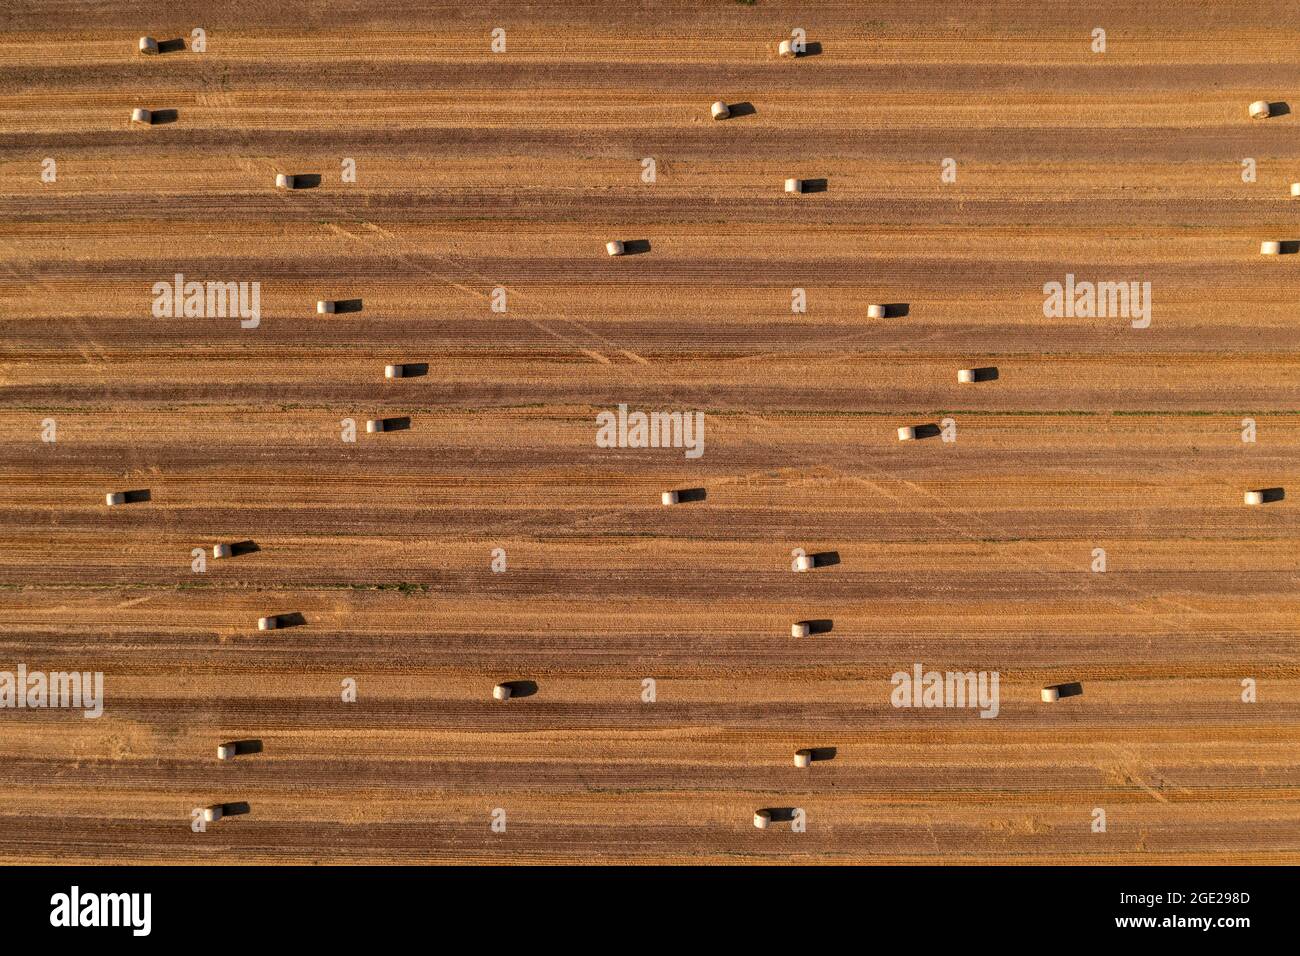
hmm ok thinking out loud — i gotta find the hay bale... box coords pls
[104,492,126,506]
[213,544,233,559]
[791,622,810,638]
[217,744,235,760]
[778,39,796,58]
[1244,490,1266,505]
[130,108,153,125]
[1261,241,1282,255]
[661,490,680,505]
[897,426,916,441]
[202,805,223,822]
[365,419,384,433]
[275,173,295,189]
[867,304,886,319]
[1040,687,1060,702]
[794,554,815,572]
[1249,100,1272,119]
[711,101,730,120]
[606,240,625,257]
[138,36,159,55]
[257,616,277,631]
[784,177,803,194]
[753,810,771,829]
[793,750,811,768]
[384,364,403,379]
[493,683,512,701]
[957,369,976,383]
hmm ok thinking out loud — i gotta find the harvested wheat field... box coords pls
[0,1,1298,865]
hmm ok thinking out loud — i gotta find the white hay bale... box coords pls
[1291,183,1300,197]
[897,426,916,441]
[957,369,976,383]
[791,622,810,638]
[784,178,803,194]
[492,683,512,701]
[1244,490,1266,505]
[661,490,680,506]
[138,36,159,55]
[1249,100,1271,119]
[1261,241,1282,255]
[365,419,384,433]
[778,39,795,58]
[202,805,222,822]
[867,304,886,319]
[794,554,814,572]
[257,616,277,631]
[217,744,235,760]
[316,300,335,314]
[105,492,126,506]
[384,364,403,379]
[275,173,295,190]
[793,750,811,768]
[711,101,730,120]
[213,544,233,559]
[1040,686,1060,703]
[605,240,625,257]
[130,108,152,125]
[753,810,771,829]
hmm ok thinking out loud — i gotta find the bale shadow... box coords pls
[969,366,999,382]
[797,619,834,635]
[1268,101,1291,117]
[808,746,837,762]
[232,739,263,756]
[809,551,840,568]
[157,38,187,54]
[882,303,910,318]
[800,177,828,193]
[220,801,251,817]
[761,807,799,823]
[911,423,943,440]
[394,362,428,378]
[1051,681,1084,699]
[149,108,179,125]
[123,489,152,503]
[379,416,411,432]
[331,298,363,313]
[1258,487,1286,503]
[230,540,260,557]
[1276,241,1300,255]
[274,612,307,629]
[499,679,538,698]
[802,41,823,57]
[288,174,322,190]
[725,102,757,118]
[620,239,652,255]
[673,488,708,503]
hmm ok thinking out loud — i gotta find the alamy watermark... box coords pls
[595,403,704,459]
[0,664,103,718]
[50,886,150,936]
[152,272,260,328]
[890,663,1000,718]
[1043,273,1151,328]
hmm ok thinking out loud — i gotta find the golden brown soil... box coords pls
[0,1,1298,863]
